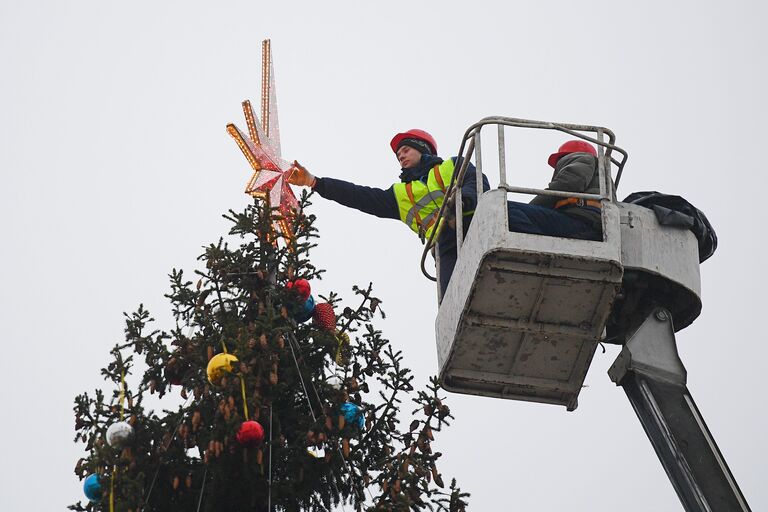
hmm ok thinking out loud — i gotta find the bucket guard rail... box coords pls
[420,116,628,282]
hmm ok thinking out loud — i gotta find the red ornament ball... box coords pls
[236,420,265,446]
[164,357,187,386]
[313,302,336,331]
[287,279,311,300]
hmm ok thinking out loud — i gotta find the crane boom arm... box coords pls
[609,308,751,512]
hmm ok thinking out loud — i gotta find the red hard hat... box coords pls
[390,129,438,155]
[547,140,597,168]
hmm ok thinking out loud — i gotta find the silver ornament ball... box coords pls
[326,375,343,391]
[106,421,135,448]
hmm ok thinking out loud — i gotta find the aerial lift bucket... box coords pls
[431,118,626,410]
[436,190,622,409]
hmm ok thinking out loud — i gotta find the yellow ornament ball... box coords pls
[206,353,239,385]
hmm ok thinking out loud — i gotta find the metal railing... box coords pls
[421,116,629,282]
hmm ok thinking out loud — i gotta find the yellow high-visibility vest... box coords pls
[392,159,470,241]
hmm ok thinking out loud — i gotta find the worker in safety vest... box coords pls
[288,129,489,296]
[506,139,603,240]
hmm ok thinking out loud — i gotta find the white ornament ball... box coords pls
[106,421,135,448]
[326,375,343,391]
[307,446,326,458]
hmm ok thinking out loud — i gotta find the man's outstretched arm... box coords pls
[289,161,400,220]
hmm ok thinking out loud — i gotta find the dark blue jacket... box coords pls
[313,155,490,254]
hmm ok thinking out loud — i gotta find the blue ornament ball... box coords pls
[340,402,365,429]
[83,473,102,502]
[294,295,316,323]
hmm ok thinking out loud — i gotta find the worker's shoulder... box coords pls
[446,155,476,167]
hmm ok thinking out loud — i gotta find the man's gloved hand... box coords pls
[288,160,316,187]
[444,194,456,213]
[444,194,457,229]
[445,213,457,230]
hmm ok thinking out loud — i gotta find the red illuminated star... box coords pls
[227,40,299,242]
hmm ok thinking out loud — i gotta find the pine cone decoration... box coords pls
[313,302,336,331]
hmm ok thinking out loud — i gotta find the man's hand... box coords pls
[288,160,316,187]
[444,193,456,212]
[444,194,457,228]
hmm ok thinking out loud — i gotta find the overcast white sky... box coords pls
[1,1,766,510]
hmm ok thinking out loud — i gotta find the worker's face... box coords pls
[396,145,422,169]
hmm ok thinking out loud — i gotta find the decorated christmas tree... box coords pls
[70,41,468,512]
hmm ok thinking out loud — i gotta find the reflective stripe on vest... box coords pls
[392,159,457,240]
[404,187,445,227]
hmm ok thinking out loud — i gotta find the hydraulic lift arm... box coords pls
[608,308,751,512]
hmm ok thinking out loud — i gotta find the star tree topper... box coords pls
[227,39,300,242]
